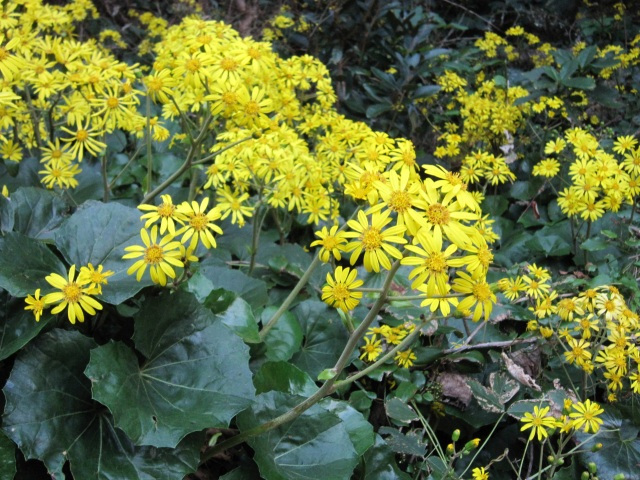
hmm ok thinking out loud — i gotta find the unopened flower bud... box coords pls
[591,443,603,452]
[588,462,597,474]
[451,429,460,442]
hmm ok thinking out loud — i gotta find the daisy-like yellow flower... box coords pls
[360,335,383,362]
[453,271,496,322]
[401,229,456,292]
[471,466,489,480]
[42,265,103,324]
[176,197,224,250]
[395,349,417,368]
[569,399,604,433]
[520,405,559,441]
[77,263,114,295]
[498,276,525,301]
[344,209,406,272]
[138,194,185,235]
[419,283,458,316]
[123,226,184,286]
[321,266,363,312]
[613,135,637,155]
[24,289,49,322]
[310,225,348,262]
[564,337,592,366]
[532,159,560,178]
[374,169,422,235]
[60,120,107,160]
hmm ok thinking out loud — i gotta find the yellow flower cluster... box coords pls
[520,399,604,442]
[359,322,417,368]
[501,264,640,400]
[24,264,113,324]
[542,129,640,221]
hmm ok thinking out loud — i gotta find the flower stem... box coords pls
[201,259,402,463]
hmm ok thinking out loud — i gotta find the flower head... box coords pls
[42,265,103,324]
[24,289,49,322]
[176,197,223,250]
[123,226,184,286]
[520,405,559,441]
[321,266,363,312]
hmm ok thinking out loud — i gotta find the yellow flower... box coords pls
[395,349,417,368]
[310,225,348,262]
[123,226,184,286]
[321,266,363,312]
[60,120,107,160]
[564,337,592,366]
[360,335,383,362]
[418,283,458,316]
[24,289,49,322]
[401,229,456,292]
[532,159,560,178]
[453,271,496,322]
[176,197,224,250]
[138,194,185,235]
[569,399,604,433]
[77,263,114,295]
[344,209,406,272]
[471,466,489,480]
[43,265,103,324]
[520,405,558,441]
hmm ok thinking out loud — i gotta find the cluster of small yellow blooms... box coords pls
[24,263,113,324]
[520,398,605,442]
[359,322,417,368]
[0,0,145,189]
[501,264,640,400]
[262,5,311,41]
[124,195,224,286]
[475,27,553,66]
[533,130,640,221]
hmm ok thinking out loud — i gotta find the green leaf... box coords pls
[85,290,255,448]
[361,434,411,480]
[526,231,571,257]
[0,232,66,297]
[195,264,268,310]
[0,432,15,480]
[366,103,393,119]
[385,398,419,423]
[262,307,302,362]
[0,195,13,233]
[377,427,427,456]
[576,406,640,479]
[563,76,596,90]
[11,187,66,240]
[0,304,54,361]
[321,398,374,456]
[581,237,609,251]
[1,329,200,479]
[291,300,350,378]
[237,392,360,480]
[253,361,318,396]
[214,296,261,343]
[412,84,441,99]
[468,379,504,413]
[54,200,152,305]
[220,462,261,480]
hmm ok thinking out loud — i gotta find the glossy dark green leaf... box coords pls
[263,307,302,362]
[361,434,411,480]
[11,187,66,240]
[385,398,419,423]
[254,361,318,396]
[2,329,200,479]
[377,427,427,456]
[237,392,360,480]
[214,296,260,343]
[0,432,15,480]
[196,264,268,309]
[85,290,255,448]
[366,103,393,118]
[526,232,571,257]
[581,237,609,252]
[291,300,350,378]
[563,76,596,90]
[0,195,13,233]
[576,406,640,479]
[321,398,374,456]
[0,232,67,297]
[54,200,152,305]
[0,308,54,361]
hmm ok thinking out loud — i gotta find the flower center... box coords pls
[185,58,201,72]
[472,282,492,301]
[190,213,208,231]
[322,236,338,250]
[426,204,450,225]
[425,252,447,273]
[389,190,411,212]
[244,100,259,116]
[332,284,349,302]
[148,77,163,91]
[361,227,382,250]
[221,91,237,105]
[76,129,89,141]
[477,246,493,267]
[106,96,119,109]
[220,57,238,71]
[144,245,164,264]
[63,283,82,303]
[157,202,175,218]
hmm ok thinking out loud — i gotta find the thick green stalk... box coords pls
[142,111,213,204]
[259,254,321,339]
[201,259,402,463]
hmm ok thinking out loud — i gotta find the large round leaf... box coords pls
[2,329,200,479]
[237,392,366,480]
[85,290,255,448]
[11,187,67,240]
[0,298,54,361]
[0,232,67,297]
[54,200,152,305]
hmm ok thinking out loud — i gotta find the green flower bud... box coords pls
[451,429,460,442]
[588,462,597,474]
